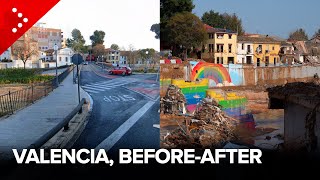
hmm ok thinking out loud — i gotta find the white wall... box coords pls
[237,42,253,64]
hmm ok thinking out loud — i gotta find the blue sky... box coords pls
[193,0,319,39]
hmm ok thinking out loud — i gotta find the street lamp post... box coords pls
[54,44,59,86]
[145,50,149,73]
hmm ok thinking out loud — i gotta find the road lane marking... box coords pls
[153,124,160,129]
[95,101,155,151]
[83,82,128,89]
[82,86,108,91]
[84,89,101,94]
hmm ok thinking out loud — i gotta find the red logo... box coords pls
[0,0,60,54]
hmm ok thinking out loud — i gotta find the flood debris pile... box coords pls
[162,97,238,148]
[267,79,320,97]
[160,84,187,115]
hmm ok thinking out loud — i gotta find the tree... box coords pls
[127,44,138,66]
[66,29,86,53]
[150,23,160,39]
[160,0,195,49]
[201,10,224,29]
[90,30,106,47]
[167,12,207,58]
[288,28,309,41]
[12,41,38,69]
[92,44,105,61]
[201,11,245,35]
[110,44,119,50]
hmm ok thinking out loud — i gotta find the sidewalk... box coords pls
[0,71,90,160]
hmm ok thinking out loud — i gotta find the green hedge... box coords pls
[0,68,54,84]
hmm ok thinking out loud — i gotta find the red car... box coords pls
[109,67,132,76]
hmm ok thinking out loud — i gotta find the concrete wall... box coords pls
[284,101,320,151]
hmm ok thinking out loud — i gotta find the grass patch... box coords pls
[0,68,54,84]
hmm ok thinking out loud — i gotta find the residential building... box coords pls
[56,48,74,67]
[0,48,11,61]
[11,34,40,63]
[106,48,120,65]
[279,41,296,65]
[237,37,254,64]
[202,25,238,64]
[26,24,63,51]
[310,35,320,44]
[239,35,281,67]
[120,51,129,65]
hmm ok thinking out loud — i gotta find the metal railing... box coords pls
[0,66,74,117]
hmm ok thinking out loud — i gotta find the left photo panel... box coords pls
[0,0,160,162]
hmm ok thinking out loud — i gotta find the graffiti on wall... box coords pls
[190,61,244,86]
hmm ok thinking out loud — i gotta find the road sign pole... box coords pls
[77,64,82,113]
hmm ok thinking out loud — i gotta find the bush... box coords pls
[0,68,54,84]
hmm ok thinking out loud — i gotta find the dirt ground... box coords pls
[0,85,27,96]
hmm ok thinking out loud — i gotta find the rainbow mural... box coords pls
[190,61,232,86]
[171,79,209,112]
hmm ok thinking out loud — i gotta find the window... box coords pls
[228,44,232,53]
[116,56,118,60]
[247,45,251,53]
[257,45,262,53]
[228,34,232,39]
[216,44,224,52]
[208,33,214,39]
[112,56,114,60]
[124,61,126,64]
[59,57,62,62]
[241,43,244,50]
[217,34,224,39]
[265,56,269,67]
[272,46,275,50]
[209,44,214,53]
[216,57,223,64]
[65,57,68,62]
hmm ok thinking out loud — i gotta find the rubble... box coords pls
[162,92,239,148]
[160,84,187,115]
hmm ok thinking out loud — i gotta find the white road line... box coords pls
[95,101,155,152]
[83,89,100,94]
[83,82,128,89]
[87,80,129,86]
[153,124,160,129]
[82,84,112,89]
[82,86,108,91]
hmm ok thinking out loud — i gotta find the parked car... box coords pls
[109,66,132,76]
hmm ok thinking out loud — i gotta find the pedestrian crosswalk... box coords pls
[82,78,137,94]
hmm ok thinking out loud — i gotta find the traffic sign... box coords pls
[72,53,84,65]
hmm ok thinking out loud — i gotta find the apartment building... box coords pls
[202,25,238,64]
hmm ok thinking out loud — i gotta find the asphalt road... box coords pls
[72,63,160,157]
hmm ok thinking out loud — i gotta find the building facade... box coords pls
[26,25,63,51]
[120,51,129,65]
[202,26,238,64]
[237,38,254,64]
[106,49,120,65]
[238,35,281,66]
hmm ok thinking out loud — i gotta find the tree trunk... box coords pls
[23,61,26,69]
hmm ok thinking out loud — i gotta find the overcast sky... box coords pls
[39,0,160,51]
[193,0,320,39]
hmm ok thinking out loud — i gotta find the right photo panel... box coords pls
[160,0,320,153]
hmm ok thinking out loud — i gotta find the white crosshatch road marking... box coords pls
[82,78,137,94]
